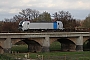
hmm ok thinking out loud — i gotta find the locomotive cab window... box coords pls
[27,23,29,25]
[19,25,22,27]
[58,23,59,25]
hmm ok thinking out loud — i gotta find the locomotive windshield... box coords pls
[18,21,25,30]
[19,21,24,25]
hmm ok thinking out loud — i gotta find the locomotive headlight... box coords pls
[18,25,23,30]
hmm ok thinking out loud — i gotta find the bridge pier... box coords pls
[3,38,11,53]
[42,36,50,52]
[76,36,83,51]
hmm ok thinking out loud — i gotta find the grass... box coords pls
[31,52,90,60]
[50,41,61,51]
[1,51,90,60]
[11,45,28,53]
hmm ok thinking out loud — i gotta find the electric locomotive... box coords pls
[18,20,64,32]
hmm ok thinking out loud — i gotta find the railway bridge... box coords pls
[0,32,90,54]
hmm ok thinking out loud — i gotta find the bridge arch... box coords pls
[58,38,76,51]
[0,46,4,54]
[13,38,42,52]
[57,38,75,44]
[0,42,4,54]
[50,38,76,51]
[23,39,42,52]
[83,38,90,51]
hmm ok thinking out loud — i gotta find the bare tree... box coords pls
[19,8,39,21]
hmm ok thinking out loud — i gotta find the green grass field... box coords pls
[1,51,90,60]
[11,45,28,53]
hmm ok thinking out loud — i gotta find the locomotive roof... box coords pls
[24,20,54,23]
[20,20,61,23]
[31,21,53,23]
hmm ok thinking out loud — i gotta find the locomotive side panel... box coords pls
[29,23,53,29]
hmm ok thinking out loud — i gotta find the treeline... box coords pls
[0,8,90,32]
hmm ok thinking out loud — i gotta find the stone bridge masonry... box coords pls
[0,32,90,54]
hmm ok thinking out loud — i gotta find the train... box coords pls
[18,20,90,32]
[18,20,64,32]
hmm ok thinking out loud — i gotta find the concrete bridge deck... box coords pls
[0,32,90,38]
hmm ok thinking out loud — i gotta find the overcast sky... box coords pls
[0,0,90,20]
